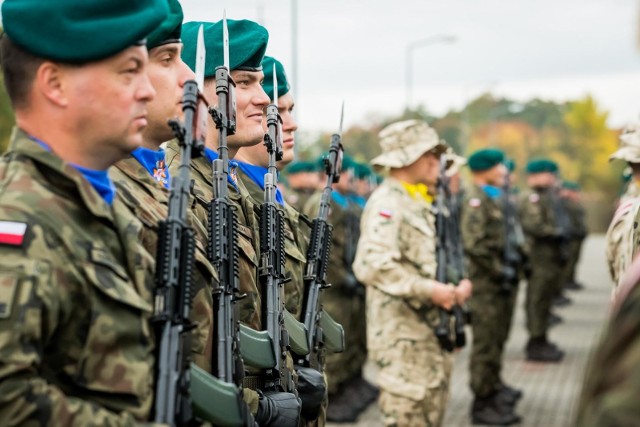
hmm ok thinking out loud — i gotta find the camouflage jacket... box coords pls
[165,141,261,331]
[110,154,217,373]
[606,198,640,293]
[303,190,362,293]
[0,129,158,425]
[284,187,317,213]
[353,177,440,349]
[461,185,505,283]
[236,168,312,319]
[562,197,588,239]
[518,186,564,242]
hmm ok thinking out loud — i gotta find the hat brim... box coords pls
[371,139,448,170]
[610,147,640,163]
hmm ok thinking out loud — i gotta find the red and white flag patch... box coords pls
[0,221,27,246]
[379,210,393,219]
[469,198,481,208]
[528,193,540,203]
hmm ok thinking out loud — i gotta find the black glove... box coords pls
[295,366,326,421]
[255,391,301,427]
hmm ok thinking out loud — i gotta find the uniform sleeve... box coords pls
[461,198,503,278]
[0,230,161,426]
[353,201,436,302]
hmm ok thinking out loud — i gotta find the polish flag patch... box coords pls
[0,221,27,246]
[469,198,481,208]
[528,193,540,203]
[379,210,393,218]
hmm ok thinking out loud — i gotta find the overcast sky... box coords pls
[178,0,640,132]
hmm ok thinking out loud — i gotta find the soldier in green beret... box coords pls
[558,182,587,292]
[283,161,323,211]
[517,159,569,362]
[0,0,169,423]
[233,55,328,425]
[166,19,303,425]
[304,154,377,423]
[461,148,522,425]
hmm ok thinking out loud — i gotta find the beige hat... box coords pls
[610,123,640,163]
[370,120,448,169]
[444,146,467,177]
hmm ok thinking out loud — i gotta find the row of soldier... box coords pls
[0,0,360,426]
[279,123,587,425]
[0,0,597,426]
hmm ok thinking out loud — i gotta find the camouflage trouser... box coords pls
[323,289,367,394]
[469,287,512,397]
[526,241,563,338]
[558,238,584,295]
[372,339,453,427]
[498,285,519,356]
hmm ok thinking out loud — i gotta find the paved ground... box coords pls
[327,234,611,427]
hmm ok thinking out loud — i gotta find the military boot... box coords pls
[496,383,522,406]
[471,394,521,426]
[526,337,564,362]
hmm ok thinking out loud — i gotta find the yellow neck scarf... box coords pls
[401,181,434,204]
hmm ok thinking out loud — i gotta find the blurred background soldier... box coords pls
[518,159,568,362]
[462,148,522,426]
[284,160,323,211]
[304,155,375,423]
[354,120,471,427]
[606,124,640,296]
[559,181,588,293]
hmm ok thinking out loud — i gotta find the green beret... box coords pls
[526,159,559,174]
[468,148,505,172]
[562,181,580,191]
[146,0,183,50]
[182,20,268,76]
[353,162,373,180]
[341,155,357,172]
[505,158,516,172]
[2,0,169,62]
[286,161,318,174]
[262,56,291,101]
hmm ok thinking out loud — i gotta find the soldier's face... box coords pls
[229,70,270,149]
[143,43,195,146]
[486,163,507,187]
[66,45,155,161]
[422,152,441,187]
[277,92,298,166]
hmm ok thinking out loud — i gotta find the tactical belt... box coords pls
[243,375,266,391]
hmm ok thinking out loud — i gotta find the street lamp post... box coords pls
[405,34,456,110]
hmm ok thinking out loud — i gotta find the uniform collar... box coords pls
[236,161,284,205]
[131,146,171,188]
[204,147,239,191]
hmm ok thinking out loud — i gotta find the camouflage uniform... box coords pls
[560,196,587,289]
[110,153,217,372]
[236,168,312,317]
[0,130,158,425]
[165,141,262,331]
[354,177,453,427]
[304,191,366,396]
[575,256,640,426]
[518,186,566,340]
[461,185,513,398]
[285,187,318,213]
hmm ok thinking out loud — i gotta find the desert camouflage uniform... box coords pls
[354,177,453,427]
[607,198,640,296]
[0,129,158,425]
[619,180,640,205]
[575,253,640,426]
[110,152,217,372]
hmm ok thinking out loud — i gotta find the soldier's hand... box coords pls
[455,279,472,305]
[255,391,301,427]
[431,282,456,310]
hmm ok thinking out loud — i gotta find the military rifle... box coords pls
[153,25,207,425]
[298,105,346,370]
[434,155,467,352]
[259,65,297,393]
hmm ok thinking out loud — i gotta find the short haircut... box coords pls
[0,36,45,110]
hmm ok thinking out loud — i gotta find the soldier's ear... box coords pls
[35,62,69,108]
